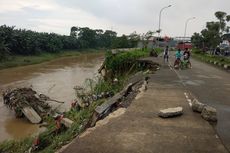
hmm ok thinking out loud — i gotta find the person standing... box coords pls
[163,46,169,62]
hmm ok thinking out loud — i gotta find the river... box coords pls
[0,52,104,142]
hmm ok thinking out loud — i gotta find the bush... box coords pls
[105,49,149,74]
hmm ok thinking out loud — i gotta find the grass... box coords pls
[154,47,164,54]
[0,49,103,70]
[104,48,163,75]
[105,49,149,73]
[192,48,230,66]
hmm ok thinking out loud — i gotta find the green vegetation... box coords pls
[0,25,141,62]
[191,11,230,49]
[0,49,150,153]
[105,49,150,75]
[192,48,230,65]
[88,76,125,95]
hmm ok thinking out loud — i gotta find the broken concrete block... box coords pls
[22,107,42,124]
[201,106,217,122]
[158,107,183,118]
[191,99,206,113]
[61,118,74,128]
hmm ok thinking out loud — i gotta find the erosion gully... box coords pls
[0,52,104,142]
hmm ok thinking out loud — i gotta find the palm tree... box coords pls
[215,11,227,33]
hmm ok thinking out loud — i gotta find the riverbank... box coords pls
[0,48,156,153]
[0,49,102,70]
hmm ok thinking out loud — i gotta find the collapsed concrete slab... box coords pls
[22,107,42,124]
[158,107,183,118]
[191,99,206,113]
[201,106,217,122]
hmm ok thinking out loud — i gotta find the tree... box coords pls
[0,41,10,61]
[192,11,230,49]
[214,11,230,34]
[70,26,79,37]
[128,31,140,48]
[191,32,203,48]
[112,35,130,48]
[141,31,155,49]
[101,30,117,48]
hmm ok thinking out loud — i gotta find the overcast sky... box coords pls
[0,0,229,37]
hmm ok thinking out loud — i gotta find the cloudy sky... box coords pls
[0,0,229,37]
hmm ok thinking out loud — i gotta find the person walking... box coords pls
[163,46,169,62]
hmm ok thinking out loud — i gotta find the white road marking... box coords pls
[184,92,192,107]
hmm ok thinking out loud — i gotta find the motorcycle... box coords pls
[174,54,190,69]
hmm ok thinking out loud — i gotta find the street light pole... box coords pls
[184,17,195,40]
[157,5,172,47]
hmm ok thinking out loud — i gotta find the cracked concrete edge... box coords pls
[56,80,148,153]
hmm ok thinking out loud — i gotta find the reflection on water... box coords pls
[0,52,104,142]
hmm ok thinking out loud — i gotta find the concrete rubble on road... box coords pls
[158,107,183,118]
[190,98,217,122]
[191,99,206,113]
[201,106,217,122]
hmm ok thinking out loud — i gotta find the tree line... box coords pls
[0,25,141,61]
[191,11,230,49]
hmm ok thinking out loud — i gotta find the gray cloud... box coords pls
[0,0,229,36]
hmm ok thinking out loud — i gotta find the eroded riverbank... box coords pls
[0,52,104,142]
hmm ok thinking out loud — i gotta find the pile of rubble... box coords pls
[2,88,58,123]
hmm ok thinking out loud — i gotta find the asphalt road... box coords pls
[168,56,230,151]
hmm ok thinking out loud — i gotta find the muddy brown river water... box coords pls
[0,52,104,142]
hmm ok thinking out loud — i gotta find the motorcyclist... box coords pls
[174,48,182,68]
[183,48,192,68]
